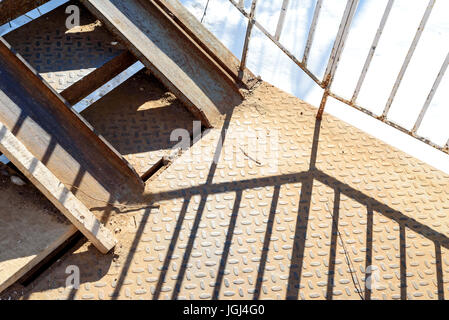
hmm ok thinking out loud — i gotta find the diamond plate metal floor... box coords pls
[4,1,125,93]
[3,82,449,300]
[80,70,196,176]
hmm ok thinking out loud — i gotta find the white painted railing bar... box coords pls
[240,0,258,70]
[351,0,394,104]
[381,0,435,119]
[323,0,359,86]
[227,0,448,156]
[229,0,322,85]
[317,0,359,119]
[302,0,323,67]
[274,0,289,41]
[252,18,323,85]
[412,51,449,133]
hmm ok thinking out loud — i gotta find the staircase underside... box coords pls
[2,82,449,300]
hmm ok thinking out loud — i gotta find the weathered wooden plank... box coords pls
[153,0,257,88]
[0,0,51,26]
[81,0,242,127]
[0,37,144,211]
[61,51,138,105]
[0,122,116,253]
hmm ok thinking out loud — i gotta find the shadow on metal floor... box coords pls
[2,81,449,300]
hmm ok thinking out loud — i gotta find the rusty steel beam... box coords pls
[153,0,257,89]
[0,122,117,254]
[0,0,51,26]
[81,0,243,128]
[60,51,138,105]
[322,0,360,87]
[0,37,144,210]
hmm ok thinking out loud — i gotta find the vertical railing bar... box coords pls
[317,0,359,119]
[228,0,322,85]
[351,0,394,104]
[252,19,323,85]
[412,51,449,133]
[303,0,323,66]
[382,0,436,119]
[228,0,449,156]
[274,0,289,41]
[240,0,258,70]
[323,0,359,86]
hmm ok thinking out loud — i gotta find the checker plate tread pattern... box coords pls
[4,1,125,93]
[80,71,196,176]
[3,82,449,300]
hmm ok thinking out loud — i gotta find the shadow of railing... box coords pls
[6,107,448,300]
[145,117,448,300]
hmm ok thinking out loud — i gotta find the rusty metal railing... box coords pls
[230,0,449,155]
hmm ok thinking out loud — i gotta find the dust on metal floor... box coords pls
[3,82,449,300]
